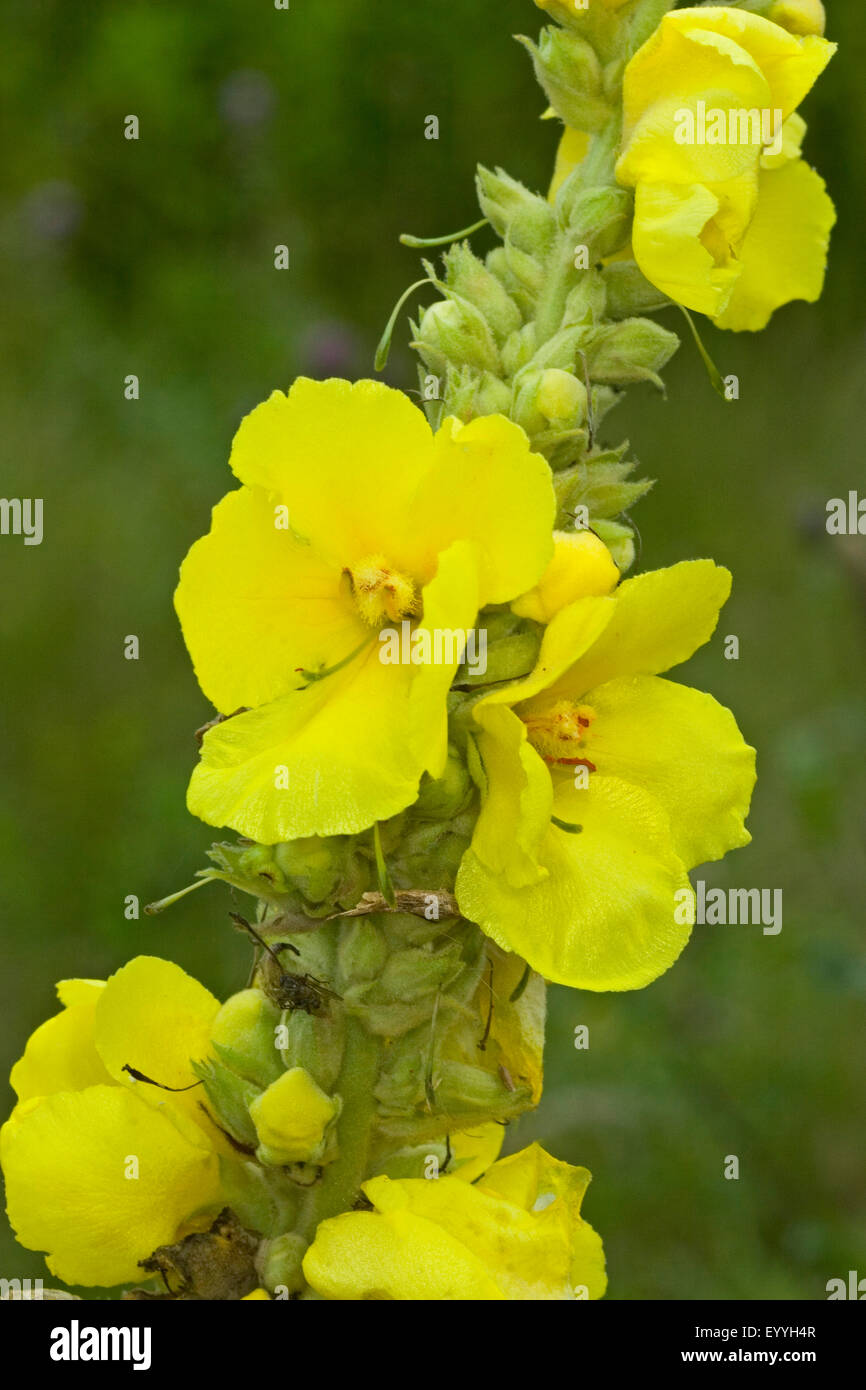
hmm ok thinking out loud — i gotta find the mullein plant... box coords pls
[2,0,834,1301]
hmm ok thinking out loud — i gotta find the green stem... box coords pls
[296,1016,381,1241]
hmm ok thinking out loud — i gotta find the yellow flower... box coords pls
[511,530,620,624]
[613,7,836,330]
[769,0,826,37]
[248,1068,339,1166]
[456,561,756,990]
[302,1142,606,1300]
[1,958,226,1287]
[176,378,555,844]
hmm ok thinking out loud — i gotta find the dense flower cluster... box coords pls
[1,2,834,1301]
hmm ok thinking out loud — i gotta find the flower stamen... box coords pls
[345,553,421,626]
[523,700,597,768]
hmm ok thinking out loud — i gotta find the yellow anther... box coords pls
[347,554,420,626]
[523,701,596,766]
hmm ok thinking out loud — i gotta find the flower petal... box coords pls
[303,1207,505,1300]
[629,180,741,318]
[412,413,556,606]
[539,559,731,703]
[665,9,835,120]
[470,706,553,887]
[175,486,363,714]
[94,957,222,1144]
[619,19,770,188]
[449,1123,505,1184]
[227,378,435,572]
[713,158,835,331]
[585,675,756,869]
[458,774,694,991]
[10,981,109,1105]
[1,1086,221,1288]
[188,542,479,841]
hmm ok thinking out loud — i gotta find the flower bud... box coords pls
[514,368,587,435]
[512,530,619,623]
[413,747,474,821]
[563,270,607,326]
[445,368,513,421]
[415,299,502,376]
[584,316,680,387]
[337,920,390,986]
[769,0,825,36]
[255,1232,308,1296]
[519,29,612,133]
[249,1067,340,1167]
[433,1060,531,1119]
[602,260,669,319]
[442,243,522,343]
[272,835,353,909]
[379,942,465,1005]
[277,1009,345,1094]
[459,627,543,687]
[211,988,283,1088]
[558,184,633,261]
[536,368,588,423]
[475,165,548,241]
[592,517,636,573]
[501,323,538,376]
[195,1058,261,1147]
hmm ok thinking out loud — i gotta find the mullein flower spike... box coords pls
[1,0,835,1299]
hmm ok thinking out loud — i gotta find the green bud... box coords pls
[518,29,611,133]
[337,919,390,986]
[475,165,546,240]
[593,517,637,572]
[484,248,536,319]
[434,1059,531,1120]
[413,747,474,820]
[392,821,474,898]
[514,368,587,436]
[271,836,349,906]
[501,323,538,377]
[458,627,542,687]
[255,1233,308,1297]
[584,316,680,387]
[219,1158,300,1239]
[379,942,464,1005]
[558,184,633,261]
[442,243,522,343]
[508,201,557,260]
[602,260,670,319]
[562,269,607,326]
[195,1058,262,1148]
[536,368,588,423]
[211,988,283,1088]
[206,840,293,901]
[443,367,513,421]
[526,322,591,372]
[277,1008,345,1094]
[415,299,502,376]
[554,452,653,526]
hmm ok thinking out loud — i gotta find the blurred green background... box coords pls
[1,0,864,1300]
